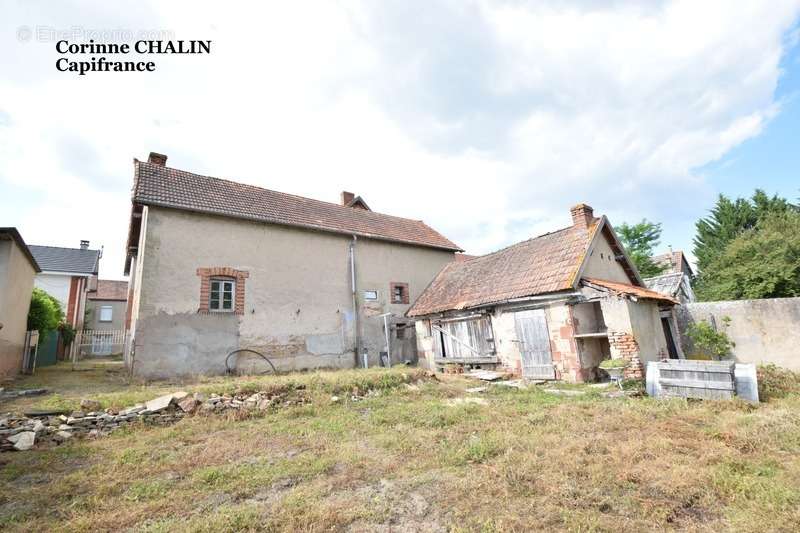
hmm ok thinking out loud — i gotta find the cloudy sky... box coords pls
[2,0,799,280]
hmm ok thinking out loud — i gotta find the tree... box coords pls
[693,190,796,273]
[694,210,800,301]
[616,219,666,277]
[27,288,64,336]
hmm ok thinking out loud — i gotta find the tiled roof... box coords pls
[583,277,678,304]
[453,253,478,262]
[407,223,597,316]
[29,245,100,274]
[643,272,684,298]
[132,161,461,252]
[0,228,40,272]
[88,279,128,301]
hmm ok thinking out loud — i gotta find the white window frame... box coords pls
[99,305,113,322]
[209,278,236,312]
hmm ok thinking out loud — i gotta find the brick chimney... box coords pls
[80,240,89,250]
[570,204,595,228]
[340,191,355,206]
[148,152,168,166]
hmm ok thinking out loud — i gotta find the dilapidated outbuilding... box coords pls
[407,205,681,382]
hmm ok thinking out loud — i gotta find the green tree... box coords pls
[694,211,800,301]
[27,288,64,336]
[616,219,666,277]
[693,190,796,273]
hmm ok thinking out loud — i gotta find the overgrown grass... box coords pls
[2,363,800,531]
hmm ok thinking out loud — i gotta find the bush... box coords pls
[686,318,735,359]
[27,288,64,335]
[757,364,800,401]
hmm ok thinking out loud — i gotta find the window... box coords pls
[209,278,235,312]
[363,290,378,301]
[390,282,409,304]
[196,267,249,315]
[99,305,113,322]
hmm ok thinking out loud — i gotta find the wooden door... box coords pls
[514,309,555,379]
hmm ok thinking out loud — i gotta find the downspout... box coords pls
[350,235,364,367]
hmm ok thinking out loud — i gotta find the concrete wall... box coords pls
[677,298,800,370]
[0,239,37,378]
[131,207,454,378]
[86,300,127,331]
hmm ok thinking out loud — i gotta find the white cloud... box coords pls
[1,0,798,278]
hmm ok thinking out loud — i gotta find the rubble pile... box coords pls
[0,387,307,452]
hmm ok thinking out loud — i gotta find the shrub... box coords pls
[687,318,735,359]
[27,288,64,335]
[757,364,800,401]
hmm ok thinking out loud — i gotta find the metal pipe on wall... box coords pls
[349,235,364,367]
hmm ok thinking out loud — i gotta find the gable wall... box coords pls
[581,230,633,283]
[0,239,37,377]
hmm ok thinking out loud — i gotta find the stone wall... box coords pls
[677,298,800,370]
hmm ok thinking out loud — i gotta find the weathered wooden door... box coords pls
[514,309,555,379]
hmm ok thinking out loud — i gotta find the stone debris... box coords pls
[466,387,487,393]
[80,399,102,411]
[467,371,506,382]
[0,388,48,400]
[0,385,311,452]
[8,431,36,451]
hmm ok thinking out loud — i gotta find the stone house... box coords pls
[0,228,40,378]
[407,205,681,382]
[83,280,128,356]
[644,249,696,303]
[123,153,461,378]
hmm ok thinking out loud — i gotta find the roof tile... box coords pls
[132,161,461,252]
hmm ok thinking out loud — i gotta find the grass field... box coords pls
[1,361,800,532]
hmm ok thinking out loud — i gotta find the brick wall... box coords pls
[608,331,644,379]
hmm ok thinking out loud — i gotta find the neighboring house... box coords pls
[0,228,40,378]
[652,250,694,277]
[29,241,101,361]
[407,205,682,382]
[83,280,128,356]
[123,152,461,378]
[644,250,696,303]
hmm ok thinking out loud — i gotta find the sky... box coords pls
[2,0,799,281]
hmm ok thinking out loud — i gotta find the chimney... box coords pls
[80,240,90,250]
[148,152,168,166]
[570,204,595,228]
[340,191,355,206]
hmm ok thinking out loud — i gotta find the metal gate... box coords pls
[514,309,555,379]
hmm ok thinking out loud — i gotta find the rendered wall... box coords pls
[0,239,37,378]
[131,207,454,378]
[581,232,633,283]
[677,298,800,370]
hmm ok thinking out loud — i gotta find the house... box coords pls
[0,228,40,378]
[83,280,128,356]
[407,205,682,382]
[644,250,696,303]
[29,241,102,361]
[123,152,461,378]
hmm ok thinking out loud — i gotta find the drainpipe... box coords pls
[349,236,364,367]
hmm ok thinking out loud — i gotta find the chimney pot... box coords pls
[148,152,168,166]
[570,204,595,228]
[80,240,90,250]
[341,191,355,206]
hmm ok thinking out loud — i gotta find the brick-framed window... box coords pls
[197,267,249,315]
[390,282,409,304]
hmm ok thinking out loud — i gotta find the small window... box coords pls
[99,305,113,322]
[210,278,235,312]
[363,290,378,301]
[390,282,409,304]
